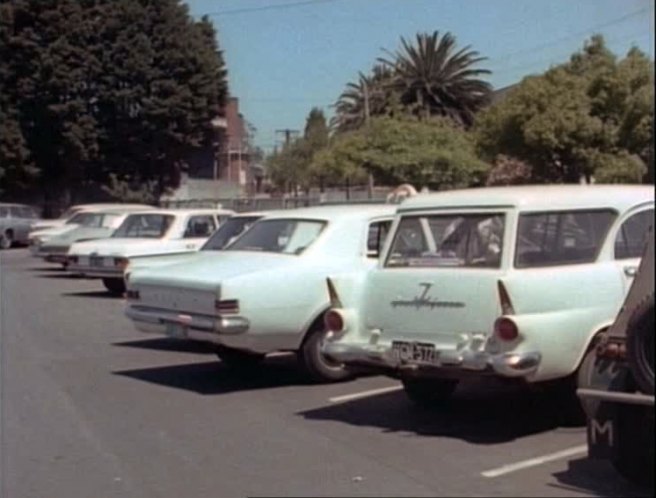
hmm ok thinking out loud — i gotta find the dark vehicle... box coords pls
[578,226,654,486]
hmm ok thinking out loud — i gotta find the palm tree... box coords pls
[379,31,492,127]
[331,65,397,133]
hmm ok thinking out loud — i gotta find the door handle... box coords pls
[624,266,638,277]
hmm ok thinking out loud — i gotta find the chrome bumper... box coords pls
[125,305,250,341]
[323,341,541,378]
[68,264,122,278]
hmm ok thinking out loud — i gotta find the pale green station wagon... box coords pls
[323,185,654,407]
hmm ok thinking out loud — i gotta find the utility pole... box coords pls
[275,129,299,147]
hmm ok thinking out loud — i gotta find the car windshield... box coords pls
[225,219,325,255]
[386,213,506,268]
[112,214,174,239]
[65,212,105,227]
[201,216,263,251]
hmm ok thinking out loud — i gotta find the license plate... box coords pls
[391,341,439,365]
[89,256,104,267]
[165,322,188,339]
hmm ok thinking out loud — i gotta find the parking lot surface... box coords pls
[1,249,652,497]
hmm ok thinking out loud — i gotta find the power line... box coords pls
[489,6,652,64]
[205,0,336,17]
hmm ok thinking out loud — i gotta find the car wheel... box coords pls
[0,231,13,250]
[214,345,265,370]
[102,277,126,295]
[299,323,353,383]
[627,296,654,395]
[613,404,655,487]
[401,378,458,408]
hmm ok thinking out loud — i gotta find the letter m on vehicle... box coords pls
[587,417,615,459]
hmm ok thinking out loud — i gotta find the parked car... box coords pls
[124,204,396,382]
[30,203,152,231]
[322,185,654,410]
[31,206,154,267]
[124,211,269,281]
[577,226,654,486]
[0,203,42,249]
[67,208,234,294]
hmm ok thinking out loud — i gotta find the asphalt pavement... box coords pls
[0,248,652,497]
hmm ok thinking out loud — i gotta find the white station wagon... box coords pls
[67,208,234,294]
[323,185,654,408]
[125,205,396,382]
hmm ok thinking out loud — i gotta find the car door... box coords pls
[612,206,654,293]
[10,206,30,242]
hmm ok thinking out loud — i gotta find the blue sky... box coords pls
[186,0,655,152]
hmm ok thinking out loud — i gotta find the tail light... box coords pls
[126,289,140,300]
[114,257,129,270]
[494,317,519,341]
[215,299,239,314]
[596,339,627,360]
[324,309,345,332]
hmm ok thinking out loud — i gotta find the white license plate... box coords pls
[391,341,439,365]
[165,322,188,338]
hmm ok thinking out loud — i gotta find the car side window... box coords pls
[615,209,654,259]
[184,215,216,238]
[9,206,23,218]
[515,210,616,267]
[0,207,8,218]
[367,220,392,258]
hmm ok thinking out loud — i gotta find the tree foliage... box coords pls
[266,107,329,193]
[310,116,489,191]
[331,31,492,133]
[0,0,228,203]
[476,35,653,184]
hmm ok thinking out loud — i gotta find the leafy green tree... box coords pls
[379,31,492,127]
[310,116,489,191]
[0,0,228,204]
[476,35,652,183]
[266,108,330,194]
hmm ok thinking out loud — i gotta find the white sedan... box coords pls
[125,204,396,382]
[67,208,234,294]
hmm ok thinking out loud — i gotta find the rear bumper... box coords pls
[125,305,250,340]
[323,341,541,379]
[68,263,122,278]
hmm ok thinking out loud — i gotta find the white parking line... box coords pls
[329,385,403,403]
[481,444,588,478]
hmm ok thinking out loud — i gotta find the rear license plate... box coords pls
[165,322,188,339]
[89,256,104,267]
[391,341,439,365]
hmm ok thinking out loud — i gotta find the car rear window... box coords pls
[226,219,325,255]
[202,216,263,251]
[112,214,174,239]
[386,213,505,268]
[515,210,616,268]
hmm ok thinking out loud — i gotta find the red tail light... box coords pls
[215,299,239,314]
[114,257,129,269]
[324,309,344,332]
[126,289,140,300]
[596,340,627,360]
[494,317,519,341]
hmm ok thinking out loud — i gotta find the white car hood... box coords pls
[31,219,67,231]
[131,251,298,288]
[30,224,78,239]
[69,238,178,257]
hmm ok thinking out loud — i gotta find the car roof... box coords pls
[0,202,35,208]
[254,203,397,221]
[124,208,235,216]
[399,185,655,212]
